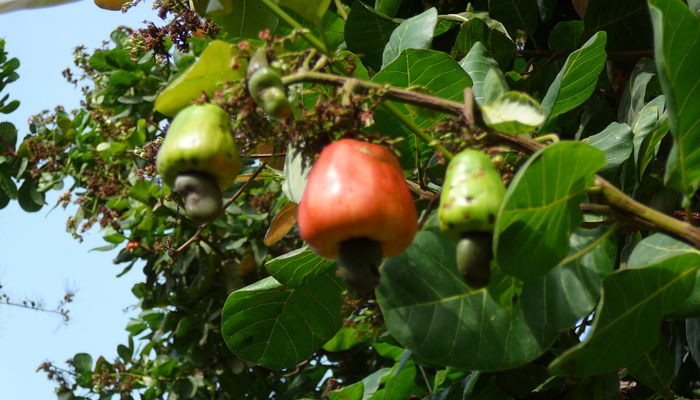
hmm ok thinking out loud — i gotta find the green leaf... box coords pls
[627,337,674,398]
[618,58,656,125]
[372,49,471,170]
[536,0,556,22]
[281,143,311,204]
[382,360,417,400]
[18,177,45,212]
[489,0,538,38]
[583,0,652,51]
[0,0,78,14]
[222,273,344,369]
[117,344,133,362]
[330,381,363,400]
[155,41,246,117]
[345,2,399,71]
[480,91,545,134]
[0,99,18,114]
[549,21,583,51]
[277,0,330,24]
[0,121,17,153]
[449,16,515,69]
[459,42,508,106]
[548,253,700,377]
[0,185,9,210]
[495,142,607,281]
[627,233,700,319]
[633,97,668,181]
[377,228,560,372]
[687,318,700,371]
[382,8,437,69]
[649,0,700,197]
[584,121,633,171]
[374,0,399,17]
[213,0,279,39]
[519,226,617,332]
[265,246,337,288]
[73,353,93,375]
[0,171,18,200]
[540,32,607,127]
[561,373,621,400]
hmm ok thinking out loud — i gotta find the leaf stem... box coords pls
[256,0,328,54]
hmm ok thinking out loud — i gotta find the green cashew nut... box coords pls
[174,172,223,225]
[438,149,506,288]
[156,104,241,224]
[247,49,292,120]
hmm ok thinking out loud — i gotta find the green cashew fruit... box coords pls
[174,172,223,225]
[438,149,506,289]
[438,149,506,242]
[156,104,241,223]
[456,233,493,289]
[248,67,292,120]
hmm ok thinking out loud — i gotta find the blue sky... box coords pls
[0,2,161,398]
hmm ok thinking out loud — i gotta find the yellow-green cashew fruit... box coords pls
[247,50,292,120]
[438,149,506,288]
[156,104,241,224]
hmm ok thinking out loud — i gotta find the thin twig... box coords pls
[175,162,268,253]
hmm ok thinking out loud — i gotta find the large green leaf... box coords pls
[277,9,345,52]
[377,228,560,372]
[382,8,437,69]
[222,273,344,369]
[494,142,607,281]
[582,0,652,51]
[548,253,700,377]
[549,21,583,51]
[627,233,700,319]
[459,42,508,106]
[649,0,700,197]
[155,41,246,117]
[213,0,279,39]
[519,226,617,332]
[265,246,336,288]
[488,0,538,39]
[345,2,399,72]
[627,337,674,398]
[633,97,669,181]
[372,49,471,170]
[539,32,607,127]
[480,91,545,134]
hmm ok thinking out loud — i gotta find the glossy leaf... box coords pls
[495,142,607,281]
[459,42,508,106]
[627,337,674,398]
[372,49,471,169]
[281,143,311,204]
[549,253,700,377]
[649,0,700,196]
[633,97,668,180]
[374,0,400,17]
[489,0,538,38]
[377,228,560,372]
[382,8,437,69]
[480,91,545,134]
[345,2,399,71]
[584,121,633,170]
[582,0,652,51]
[627,233,700,319]
[221,272,344,369]
[264,246,336,288]
[540,32,607,127]
[155,41,246,117]
[264,202,298,246]
[519,226,617,332]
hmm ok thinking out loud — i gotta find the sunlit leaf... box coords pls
[627,337,674,398]
[495,142,607,281]
[382,8,437,69]
[480,91,545,134]
[264,202,299,246]
[264,246,336,288]
[155,41,246,117]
